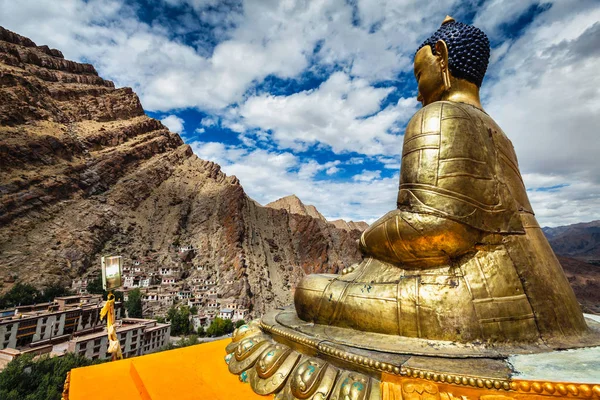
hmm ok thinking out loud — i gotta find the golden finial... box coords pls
[441,15,455,25]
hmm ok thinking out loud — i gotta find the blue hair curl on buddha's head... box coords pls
[417,18,490,87]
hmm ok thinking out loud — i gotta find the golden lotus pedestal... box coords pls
[225,310,600,400]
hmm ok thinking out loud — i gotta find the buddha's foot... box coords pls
[294,254,540,342]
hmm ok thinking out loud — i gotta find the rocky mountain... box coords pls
[329,219,369,232]
[557,256,600,314]
[266,194,369,232]
[543,220,600,264]
[540,221,600,314]
[266,195,327,222]
[0,26,363,316]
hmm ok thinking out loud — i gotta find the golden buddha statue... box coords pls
[294,16,588,344]
[225,17,600,400]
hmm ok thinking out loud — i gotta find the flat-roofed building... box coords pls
[218,309,234,320]
[0,295,121,351]
[234,308,249,321]
[67,318,170,360]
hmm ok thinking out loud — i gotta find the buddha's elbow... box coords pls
[360,210,481,268]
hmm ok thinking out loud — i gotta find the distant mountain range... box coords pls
[543,220,600,264]
[542,220,600,314]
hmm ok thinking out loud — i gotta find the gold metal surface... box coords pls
[226,319,262,353]
[249,347,301,395]
[224,15,600,400]
[228,336,270,374]
[224,319,600,399]
[293,15,588,343]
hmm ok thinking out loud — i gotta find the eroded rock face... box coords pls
[0,26,362,315]
[266,195,369,233]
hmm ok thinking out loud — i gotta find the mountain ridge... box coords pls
[265,194,369,232]
[0,26,363,317]
[543,220,600,263]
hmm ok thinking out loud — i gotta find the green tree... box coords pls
[86,275,103,294]
[0,283,41,308]
[170,335,198,349]
[235,319,247,329]
[197,326,206,337]
[39,283,72,303]
[206,317,234,337]
[0,353,104,400]
[85,276,122,302]
[166,305,193,336]
[125,288,143,318]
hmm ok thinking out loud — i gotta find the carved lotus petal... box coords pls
[337,373,369,400]
[291,359,326,398]
[235,337,264,361]
[233,323,261,342]
[256,344,291,379]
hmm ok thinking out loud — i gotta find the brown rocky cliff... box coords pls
[0,27,362,315]
[266,195,327,221]
[330,219,369,232]
[266,194,369,233]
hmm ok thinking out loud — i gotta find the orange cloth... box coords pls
[69,338,265,400]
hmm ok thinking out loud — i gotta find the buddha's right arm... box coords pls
[358,103,483,267]
[359,210,481,268]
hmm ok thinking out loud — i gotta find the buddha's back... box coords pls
[398,100,531,234]
[291,18,591,344]
[399,100,587,340]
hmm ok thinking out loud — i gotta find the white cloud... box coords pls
[353,170,382,182]
[524,175,600,227]
[472,0,542,39]
[190,141,397,223]
[160,114,185,133]
[480,2,600,225]
[0,0,465,112]
[234,72,419,155]
[2,0,599,226]
[326,166,340,175]
[200,117,217,127]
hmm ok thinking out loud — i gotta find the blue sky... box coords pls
[1,0,599,226]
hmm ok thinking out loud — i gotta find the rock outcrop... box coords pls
[0,27,363,316]
[329,219,369,232]
[266,195,327,222]
[266,194,369,233]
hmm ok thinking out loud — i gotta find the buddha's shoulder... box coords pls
[406,101,485,135]
[420,100,483,118]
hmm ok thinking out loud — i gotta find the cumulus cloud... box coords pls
[480,1,600,225]
[160,114,185,133]
[234,72,419,155]
[190,141,397,222]
[0,0,463,112]
[2,0,599,226]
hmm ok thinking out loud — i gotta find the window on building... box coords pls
[16,334,34,348]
